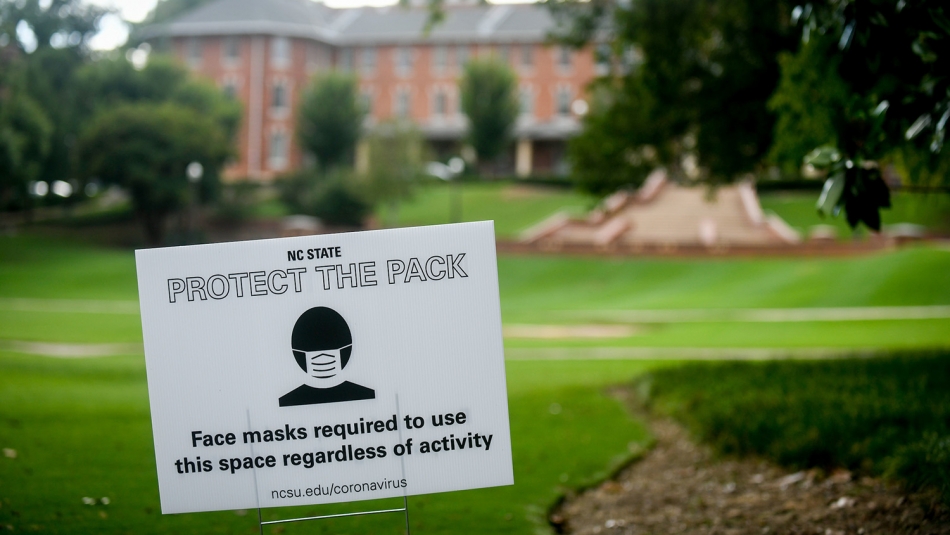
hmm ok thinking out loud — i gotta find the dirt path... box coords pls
[555,393,949,535]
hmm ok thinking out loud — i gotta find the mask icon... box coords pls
[280,307,374,407]
[296,345,352,383]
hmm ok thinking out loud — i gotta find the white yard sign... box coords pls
[135,222,512,514]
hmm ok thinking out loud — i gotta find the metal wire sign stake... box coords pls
[257,496,410,534]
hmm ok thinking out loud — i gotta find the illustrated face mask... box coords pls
[297,345,351,386]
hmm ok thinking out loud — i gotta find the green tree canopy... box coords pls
[792,0,949,162]
[768,0,950,230]
[74,56,240,244]
[767,38,849,175]
[363,121,426,224]
[569,80,655,196]
[78,103,231,245]
[550,0,795,194]
[0,65,52,209]
[0,0,108,191]
[296,72,364,171]
[459,58,519,167]
[0,0,106,55]
[75,55,242,140]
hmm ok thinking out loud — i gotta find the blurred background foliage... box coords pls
[550,0,949,230]
[2,0,947,237]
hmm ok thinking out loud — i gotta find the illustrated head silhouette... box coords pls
[280,306,375,407]
[292,306,353,386]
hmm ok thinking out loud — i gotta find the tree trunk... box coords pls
[141,210,166,246]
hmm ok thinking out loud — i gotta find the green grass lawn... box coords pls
[760,190,950,237]
[0,353,655,534]
[2,235,950,349]
[0,234,656,534]
[2,232,950,533]
[500,246,950,350]
[375,182,593,239]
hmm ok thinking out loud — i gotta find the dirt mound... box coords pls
[554,399,949,535]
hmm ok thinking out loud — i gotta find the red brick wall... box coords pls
[172,36,596,180]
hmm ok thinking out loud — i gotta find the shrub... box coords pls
[642,352,950,502]
[214,181,260,223]
[278,169,370,227]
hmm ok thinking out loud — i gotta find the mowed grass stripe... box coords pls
[562,305,950,323]
[504,319,950,350]
[4,297,947,321]
[0,298,140,314]
[505,347,889,361]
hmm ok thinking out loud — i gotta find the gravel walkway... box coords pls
[555,394,949,535]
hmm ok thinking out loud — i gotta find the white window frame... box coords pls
[395,47,413,77]
[271,37,291,69]
[306,43,324,74]
[520,44,534,72]
[432,87,447,118]
[555,85,572,117]
[498,44,510,64]
[271,79,291,118]
[222,36,240,67]
[556,45,573,73]
[186,37,202,68]
[360,87,375,116]
[394,86,411,119]
[221,76,240,99]
[338,48,354,71]
[455,45,469,72]
[361,47,376,75]
[268,128,289,171]
[433,45,448,75]
[519,85,535,118]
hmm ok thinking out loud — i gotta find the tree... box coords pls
[278,168,371,227]
[459,58,519,169]
[78,103,231,245]
[0,64,52,210]
[296,73,364,171]
[769,0,950,230]
[0,0,108,190]
[362,121,426,225]
[74,56,240,244]
[767,38,850,175]
[550,0,795,194]
[0,0,106,56]
[75,55,241,140]
[569,79,656,196]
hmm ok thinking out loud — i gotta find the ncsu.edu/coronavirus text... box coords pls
[271,477,408,500]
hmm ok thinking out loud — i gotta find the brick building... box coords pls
[141,0,601,181]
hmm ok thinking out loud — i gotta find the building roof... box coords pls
[138,0,562,45]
